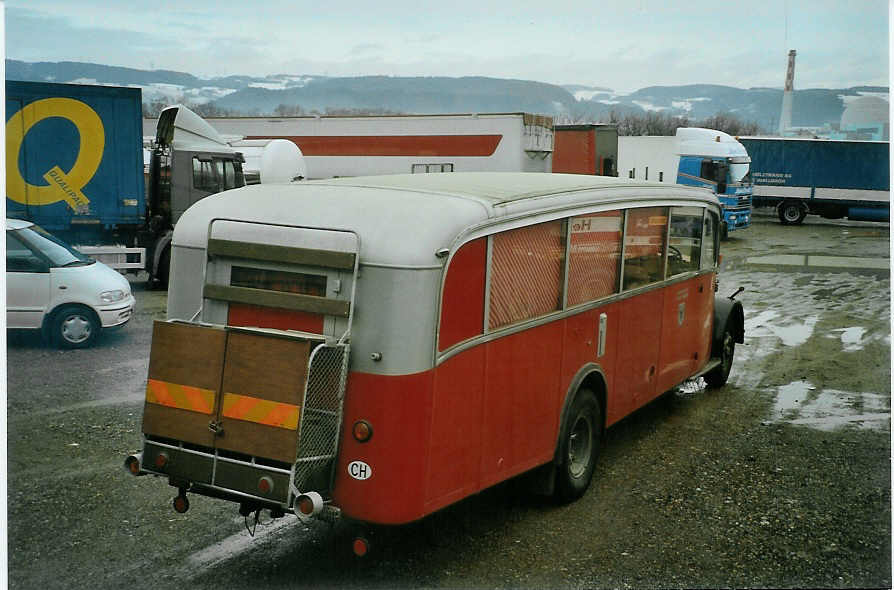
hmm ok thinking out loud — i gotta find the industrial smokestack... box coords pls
[779,50,796,135]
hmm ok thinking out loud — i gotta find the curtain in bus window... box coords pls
[567,211,622,306]
[489,221,565,330]
[231,267,326,295]
[667,207,703,277]
[622,207,668,290]
[702,212,717,270]
[227,266,327,333]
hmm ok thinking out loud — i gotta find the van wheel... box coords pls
[705,327,735,388]
[52,305,99,349]
[554,389,601,503]
[778,201,807,225]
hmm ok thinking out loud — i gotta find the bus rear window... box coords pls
[231,266,326,296]
[489,220,566,330]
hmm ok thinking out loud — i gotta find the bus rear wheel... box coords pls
[555,389,601,503]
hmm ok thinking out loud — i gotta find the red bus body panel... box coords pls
[332,276,714,524]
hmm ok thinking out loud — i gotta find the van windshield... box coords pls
[15,225,94,268]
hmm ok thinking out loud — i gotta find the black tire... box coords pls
[51,304,100,349]
[705,327,735,389]
[778,201,807,225]
[554,389,602,503]
[157,246,171,288]
[720,222,729,241]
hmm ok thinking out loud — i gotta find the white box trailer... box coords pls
[144,113,554,179]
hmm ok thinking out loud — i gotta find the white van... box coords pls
[6,218,135,348]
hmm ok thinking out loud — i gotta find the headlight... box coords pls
[100,289,126,303]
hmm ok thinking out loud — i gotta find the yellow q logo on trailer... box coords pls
[6,97,105,212]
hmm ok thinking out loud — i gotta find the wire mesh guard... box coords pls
[292,342,349,497]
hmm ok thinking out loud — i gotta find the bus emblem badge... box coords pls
[348,461,372,480]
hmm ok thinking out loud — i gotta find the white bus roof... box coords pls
[173,172,717,267]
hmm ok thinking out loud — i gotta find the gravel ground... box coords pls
[6,212,891,589]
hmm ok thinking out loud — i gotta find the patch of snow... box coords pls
[249,81,291,90]
[841,92,890,104]
[574,89,615,102]
[672,97,712,112]
[632,100,667,112]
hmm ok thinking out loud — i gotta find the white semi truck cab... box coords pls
[619,127,752,238]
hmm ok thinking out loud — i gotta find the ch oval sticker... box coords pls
[348,461,372,480]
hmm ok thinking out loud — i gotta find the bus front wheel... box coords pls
[555,389,602,503]
[705,327,735,389]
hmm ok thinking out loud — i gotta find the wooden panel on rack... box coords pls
[216,330,313,462]
[142,321,227,447]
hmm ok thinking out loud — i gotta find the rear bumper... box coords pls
[141,437,294,508]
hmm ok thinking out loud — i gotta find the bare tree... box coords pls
[274,103,304,116]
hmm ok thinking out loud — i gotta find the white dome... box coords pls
[841,96,889,127]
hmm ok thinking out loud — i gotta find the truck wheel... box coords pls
[720,222,729,241]
[778,201,807,225]
[157,246,171,288]
[51,305,100,349]
[554,389,602,503]
[705,327,735,389]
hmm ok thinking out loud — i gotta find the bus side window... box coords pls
[567,211,622,305]
[488,220,566,330]
[702,211,718,269]
[622,207,668,291]
[667,206,703,277]
[438,238,486,351]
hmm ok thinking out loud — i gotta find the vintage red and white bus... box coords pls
[126,172,744,553]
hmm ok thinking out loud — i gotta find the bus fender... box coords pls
[528,363,606,497]
[713,295,745,353]
[554,363,607,462]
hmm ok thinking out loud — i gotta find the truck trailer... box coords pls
[6,81,248,282]
[738,137,890,225]
[144,112,555,179]
[553,124,618,177]
[6,81,146,268]
[618,128,753,237]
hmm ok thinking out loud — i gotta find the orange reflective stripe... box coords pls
[222,393,300,430]
[145,379,215,414]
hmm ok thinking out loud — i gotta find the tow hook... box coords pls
[728,287,744,300]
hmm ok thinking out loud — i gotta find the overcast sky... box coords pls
[4,0,890,93]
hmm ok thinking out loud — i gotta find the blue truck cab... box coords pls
[675,128,752,238]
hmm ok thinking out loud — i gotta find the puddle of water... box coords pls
[770,316,819,347]
[744,310,819,348]
[838,327,867,352]
[769,380,890,432]
[744,309,779,332]
[745,254,890,275]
